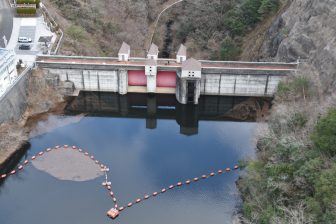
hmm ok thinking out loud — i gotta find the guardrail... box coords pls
[39,3,64,55]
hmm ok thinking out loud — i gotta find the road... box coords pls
[36,56,298,71]
[0,0,13,48]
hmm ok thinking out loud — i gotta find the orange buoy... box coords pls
[193,177,199,181]
[186,180,191,184]
[18,165,23,170]
[218,169,223,174]
[10,170,16,175]
[153,192,158,196]
[144,195,150,199]
[177,182,182,186]
[202,175,207,179]
[127,202,133,207]
[24,160,29,165]
[161,188,166,193]
[118,207,124,211]
[169,185,174,189]
[210,172,215,177]
[31,156,36,160]
[107,208,120,219]
[234,165,239,170]
[136,198,141,203]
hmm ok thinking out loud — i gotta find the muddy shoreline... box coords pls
[0,69,70,172]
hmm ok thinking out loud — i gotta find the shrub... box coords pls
[277,75,312,100]
[16,0,40,7]
[16,7,36,14]
[224,8,246,36]
[220,37,241,60]
[66,25,86,41]
[258,0,279,18]
[311,108,336,157]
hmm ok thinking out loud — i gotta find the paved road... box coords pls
[0,0,13,48]
[36,56,298,71]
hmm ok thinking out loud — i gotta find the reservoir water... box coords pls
[0,92,263,224]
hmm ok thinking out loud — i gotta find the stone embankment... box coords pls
[0,69,69,168]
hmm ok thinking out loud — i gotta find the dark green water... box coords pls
[0,93,261,224]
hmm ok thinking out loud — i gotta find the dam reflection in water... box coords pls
[0,92,267,224]
[66,92,268,135]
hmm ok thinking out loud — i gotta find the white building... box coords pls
[147,43,159,60]
[181,58,202,79]
[118,42,130,61]
[0,48,17,96]
[176,44,187,63]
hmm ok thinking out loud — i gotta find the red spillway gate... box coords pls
[157,71,176,88]
[128,71,176,88]
[128,70,146,86]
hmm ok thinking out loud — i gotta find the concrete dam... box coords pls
[36,43,298,104]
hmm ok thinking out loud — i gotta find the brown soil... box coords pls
[0,69,66,167]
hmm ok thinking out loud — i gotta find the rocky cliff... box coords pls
[260,0,336,93]
[238,1,336,223]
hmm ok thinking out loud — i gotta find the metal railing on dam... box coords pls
[35,55,298,104]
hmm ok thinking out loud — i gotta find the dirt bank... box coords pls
[0,69,67,168]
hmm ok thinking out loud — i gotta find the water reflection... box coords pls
[66,92,268,135]
[0,92,264,224]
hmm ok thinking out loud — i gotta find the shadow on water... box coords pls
[65,92,270,136]
[0,142,30,187]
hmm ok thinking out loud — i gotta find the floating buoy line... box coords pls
[0,145,240,220]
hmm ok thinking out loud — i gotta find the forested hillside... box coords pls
[44,0,281,58]
[238,0,336,223]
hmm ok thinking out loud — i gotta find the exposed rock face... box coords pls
[260,0,336,92]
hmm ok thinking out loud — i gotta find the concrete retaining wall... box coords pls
[0,67,32,123]
[201,73,282,96]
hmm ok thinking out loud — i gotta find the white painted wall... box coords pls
[147,75,157,93]
[0,51,17,97]
[147,54,158,60]
[201,74,281,96]
[176,55,186,63]
[181,70,201,79]
[145,65,157,76]
[118,53,129,61]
